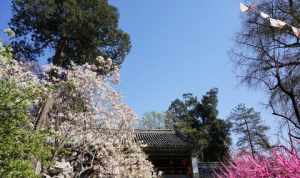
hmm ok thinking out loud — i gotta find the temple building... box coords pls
[134,129,200,178]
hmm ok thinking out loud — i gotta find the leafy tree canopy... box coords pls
[167,88,231,162]
[9,0,131,74]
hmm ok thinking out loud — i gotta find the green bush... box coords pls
[0,43,51,177]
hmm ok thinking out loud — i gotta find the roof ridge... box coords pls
[134,129,175,133]
[134,129,192,149]
[134,129,174,130]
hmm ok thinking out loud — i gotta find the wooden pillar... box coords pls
[191,157,199,178]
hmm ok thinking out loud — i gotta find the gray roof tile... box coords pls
[134,129,191,148]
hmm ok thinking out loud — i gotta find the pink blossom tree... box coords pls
[218,145,300,178]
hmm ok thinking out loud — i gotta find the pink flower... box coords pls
[218,145,300,178]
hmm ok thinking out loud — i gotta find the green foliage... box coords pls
[167,88,231,162]
[228,104,270,155]
[0,79,51,177]
[3,160,39,178]
[0,40,13,63]
[10,0,131,74]
[203,119,231,162]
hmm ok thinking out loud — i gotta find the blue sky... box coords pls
[0,1,280,140]
[108,0,269,117]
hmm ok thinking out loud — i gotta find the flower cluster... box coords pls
[0,44,46,113]
[1,44,154,177]
[218,145,300,178]
[42,63,154,177]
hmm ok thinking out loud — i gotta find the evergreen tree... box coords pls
[167,89,231,162]
[9,0,131,74]
[228,104,271,157]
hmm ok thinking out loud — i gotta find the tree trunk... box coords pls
[244,118,255,158]
[53,37,67,67]
[34,95,55,130]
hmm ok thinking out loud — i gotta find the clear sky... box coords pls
[0,0,279,140]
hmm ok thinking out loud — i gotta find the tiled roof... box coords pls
[134,129,191,149]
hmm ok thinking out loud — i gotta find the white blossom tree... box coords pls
[0,35,154,178]
[40,62,154,177]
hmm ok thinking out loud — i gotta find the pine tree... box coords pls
[228,104,271,157]
[9,0,131,74]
